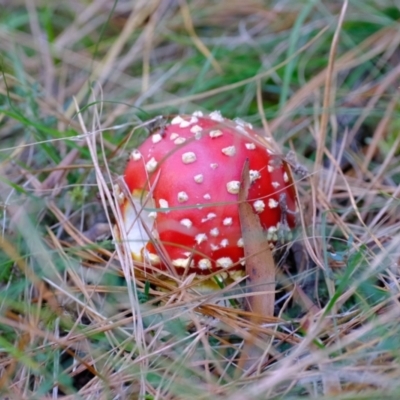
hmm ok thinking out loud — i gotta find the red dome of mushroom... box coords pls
[119,111,296,279]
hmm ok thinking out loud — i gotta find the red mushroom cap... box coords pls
[118,111,296,280]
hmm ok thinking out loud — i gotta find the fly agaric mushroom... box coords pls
[117,111,296,283]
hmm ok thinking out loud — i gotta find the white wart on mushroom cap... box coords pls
[122,112,296,277]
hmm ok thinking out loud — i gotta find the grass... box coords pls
[1,0,400,398]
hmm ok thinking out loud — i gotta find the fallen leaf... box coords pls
[238,159,276,319]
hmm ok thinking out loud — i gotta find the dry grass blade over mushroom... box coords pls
[1,1,400,399]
